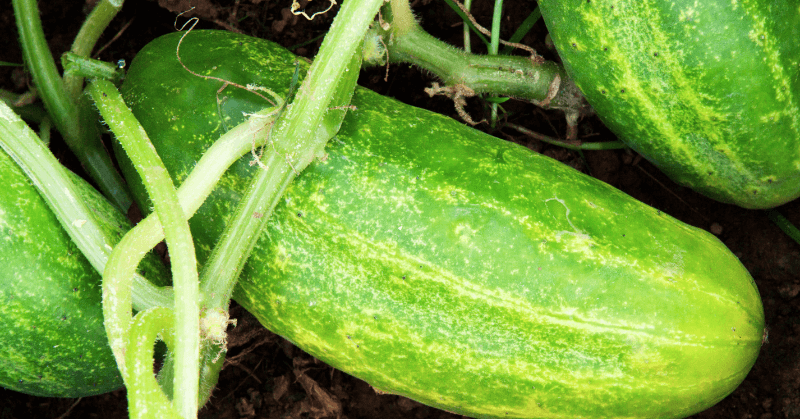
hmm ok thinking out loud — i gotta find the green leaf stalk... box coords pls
[12,0,132,211]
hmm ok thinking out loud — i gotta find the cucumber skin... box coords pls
[120,30,765,418]
[0,148,166,397]
[538,0,800,209]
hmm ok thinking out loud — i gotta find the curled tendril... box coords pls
[291,0,338,20]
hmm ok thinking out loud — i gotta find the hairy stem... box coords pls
[366,0,584,112]
[368,13,568,103]
[126,307,181,419]
[12,0,132,211]
[91,79,199,417]
[65,0,124,99]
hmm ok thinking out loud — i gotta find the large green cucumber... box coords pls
[0,146,167,397]
[538,0,800,209]
[119,30,764,418]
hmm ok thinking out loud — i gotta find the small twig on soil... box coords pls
[213,19,244,33]
[634,164,711,222]
[219,359,265,402]
[55,397,82,419]
[93,18,134,58]
[231,360,264,385]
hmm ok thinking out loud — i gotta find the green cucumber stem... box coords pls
[462,0,473,52]
[111,105,281,287]
[92,99,278,409]
[275,0,383,170]
[157,341,226,409]
[90,79,200,418]
[126,308,182,419]
[199,0,380,311]
[199,151,295,309]
[767,209,800,246]
[487,0,503,127]
[64,0,124,99]
[489,0,503,54]
[12,0,133,211]
[506,122,627,151]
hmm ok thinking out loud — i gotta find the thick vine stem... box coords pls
[193,0,378,401]
[189,0,382,314]
[199,51,363,312]
[0,100,171,312]
[364,0,588,115]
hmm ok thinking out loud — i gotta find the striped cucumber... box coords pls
[119,30,764,418]
[0,147,167,397]
[538,0,800,209]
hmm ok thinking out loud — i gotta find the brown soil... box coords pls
[1,0,798,418]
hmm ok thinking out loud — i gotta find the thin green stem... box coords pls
[199,151,294,309]
[157,341,226,408]
[767,210,800,246]
[12,0,132,211]
[121,106,280,311]
[271,0,384,175]
[462,0,472,52]
[489,0,502,55]
[12,0,73,135]
[65,0,123,99]
[506,122,627,151]
[442,0,490,49]
[93,91,277,413]
[488,0,503,127]
[90,79,199,418]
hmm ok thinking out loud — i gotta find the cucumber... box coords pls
[538,0,800,209]
[119,30,765,418]
[0,146,167,397]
